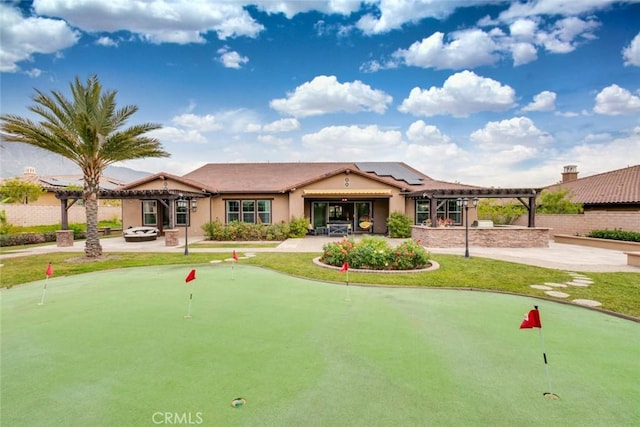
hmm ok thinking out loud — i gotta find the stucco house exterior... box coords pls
[118,162,483,238]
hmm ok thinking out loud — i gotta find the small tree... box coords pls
[0,178,44,204]
[537,189,583,214]
[477,198,527,225]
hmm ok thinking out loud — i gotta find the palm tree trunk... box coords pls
[84,172,103,257]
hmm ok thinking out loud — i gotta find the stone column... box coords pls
[56,230,74,247]
[164,229,179,246]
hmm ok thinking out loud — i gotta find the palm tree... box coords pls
[1,75,169,257]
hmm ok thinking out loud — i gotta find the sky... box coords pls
[1,0,639,188]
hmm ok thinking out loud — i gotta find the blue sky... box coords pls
[1,0,639,187]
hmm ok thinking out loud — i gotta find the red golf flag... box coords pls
[520,308,542,329]
[45,263,53,277]
[340,262,349,272]
[232,250,238,261]
[185,269,196,283]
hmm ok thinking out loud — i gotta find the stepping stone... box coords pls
[544,282,568,288]
[566,281,590,287]
[573,299,602,308]
[209,260,223,264]
[569,274,591,280]
[571,279,593,285]
[245,253,256,258]
[531,285,553,290]
[546,291,570,298]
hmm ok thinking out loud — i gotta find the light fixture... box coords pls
[191,198,198,212]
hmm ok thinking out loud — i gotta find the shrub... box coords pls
[387,211,412,238]
[320,237,430,270]
[288,216,310,238]
[0,210,12,235]
[389,239,430,270]
[587,228,640,242]
[201,220,226,240]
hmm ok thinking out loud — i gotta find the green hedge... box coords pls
[586,228,640,242]
[201,216,309,241]
[321,236,429,270]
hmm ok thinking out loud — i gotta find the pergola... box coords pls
[54,189,211,230]
[404,187,541,227]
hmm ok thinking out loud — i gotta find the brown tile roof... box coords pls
[181,162,474,193]
[545,164,640,205]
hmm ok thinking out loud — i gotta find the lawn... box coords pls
[2,264,639,426]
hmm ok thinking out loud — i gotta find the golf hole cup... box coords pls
[231,398,246,408]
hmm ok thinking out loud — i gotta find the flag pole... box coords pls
[39,262,53,305]
[537,319,555,398]
[184,269,196,319]
[38,276,48,306]
[185,291,193,319]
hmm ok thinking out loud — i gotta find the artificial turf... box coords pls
[1,264,639,426]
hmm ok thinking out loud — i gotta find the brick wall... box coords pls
[512,211,640,235]
[1,204,121,227]
[412,226,550,248]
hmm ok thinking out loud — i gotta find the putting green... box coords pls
[2,264,639,426]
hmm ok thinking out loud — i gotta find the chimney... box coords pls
[23,166,37,177]
[561,165,578,183]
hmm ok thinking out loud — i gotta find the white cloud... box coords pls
[253,0,362,18]
[509,18,537,41]
[270,75,392,118]
[257,134,293,147]
[262,118,300,133]
[355,0,479,35]
[95,36,118,47]
[25,68,43,78]
[398,70,516,117]
[498,0,620,20]
[0,3,79,72]
[392,29,499,70]
[148,127,207,144]
[510,42,538,65]
[302,125,403,156]
[593,84,640,115]
[522,91,556,112]
[172,113,224,132]
[622,32,640,67]
[535,17,600,54]
[470,116,553,149]
[217,47,249,69]
[32,0,264,43]
[406,120,452,145]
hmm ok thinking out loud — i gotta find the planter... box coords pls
[553,234,640,252]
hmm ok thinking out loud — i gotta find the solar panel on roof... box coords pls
[39,178,82,187]
[355,162,423,185]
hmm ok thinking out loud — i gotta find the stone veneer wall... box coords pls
[411,226,550,248]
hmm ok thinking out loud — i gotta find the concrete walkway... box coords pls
[1,235,637,273]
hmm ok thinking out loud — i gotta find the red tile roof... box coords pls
[545,164,640,205]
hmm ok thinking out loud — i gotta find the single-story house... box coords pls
[512,164,640,235]
[116,162,540,239]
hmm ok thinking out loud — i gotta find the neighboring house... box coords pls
[513,165,640,234]
[545,164,640,211]
[119,162,487,237]
[0,167,124,226]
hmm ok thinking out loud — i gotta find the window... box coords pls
[226,200,240,222]
[417,199,462,225]
[257,200,271,224]
[226,199,271,224]
[142,200,157,226]
[176,199,189,226]
[416,201,430,224]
